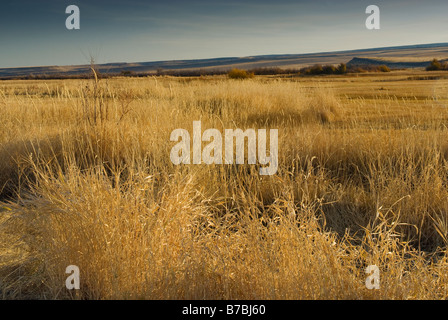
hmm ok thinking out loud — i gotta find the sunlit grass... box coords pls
[1,72,448,299]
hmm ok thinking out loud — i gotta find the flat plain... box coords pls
[1,70,448,299]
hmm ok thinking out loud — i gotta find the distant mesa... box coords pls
[346,57,448,69]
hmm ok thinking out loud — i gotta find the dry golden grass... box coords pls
[1,71,448,299]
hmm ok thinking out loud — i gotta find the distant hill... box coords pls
[1,42,448,78]
[347,57,448,69]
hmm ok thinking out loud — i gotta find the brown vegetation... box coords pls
[426,58,448,71]
[1,72,448,299]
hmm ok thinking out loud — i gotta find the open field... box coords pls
[1,70,448,299]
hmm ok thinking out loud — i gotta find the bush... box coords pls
[337,63,347,74]
[120,70,134,77]
[228,68,254,79]
[322,65,337,74]
[304,64,324,75]
[378,65,391,72]
[426,59,447,71]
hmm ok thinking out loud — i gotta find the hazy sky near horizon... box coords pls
[1,0,448,68]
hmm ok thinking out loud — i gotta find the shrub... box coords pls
[228,68,254,79]
[120,70,134,77]
[305,64,324,75]
[337,63,347,74]
[426,59,447,71]
[322,65,337,74]
[378,65,391,72]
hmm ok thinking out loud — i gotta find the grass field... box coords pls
[1,70,448,299]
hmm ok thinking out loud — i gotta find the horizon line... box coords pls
[2,41,448,70]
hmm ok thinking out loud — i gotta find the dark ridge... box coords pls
[347,57,448,69]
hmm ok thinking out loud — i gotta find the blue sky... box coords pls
[1,0,448,68]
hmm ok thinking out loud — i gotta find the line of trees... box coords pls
[2,63,399,81]
[299,63,390,75]
[300,63,347,75]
